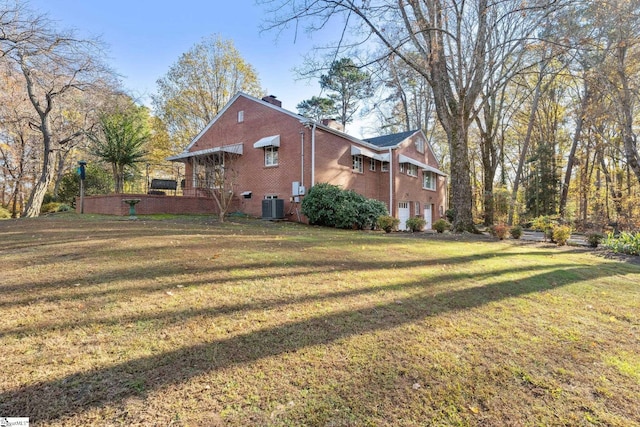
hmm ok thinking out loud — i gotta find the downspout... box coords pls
[388,147,393,216]
[299,130,305,187]
[311,123,317,186]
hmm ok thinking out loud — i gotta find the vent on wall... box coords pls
[262,199,285,220]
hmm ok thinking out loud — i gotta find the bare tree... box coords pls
[262,0,562,231]
[0,1,113,217]
[193,150,241,222]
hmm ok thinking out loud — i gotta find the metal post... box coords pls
[78,160,87,214]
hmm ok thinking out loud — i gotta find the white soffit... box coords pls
[253,135,280,148]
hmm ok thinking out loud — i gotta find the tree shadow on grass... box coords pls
[0,263,633,423]
[0,247,570,309]
[0,261,578,339]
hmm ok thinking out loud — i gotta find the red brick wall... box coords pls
[177,94,447,224]
[77,194,220,216]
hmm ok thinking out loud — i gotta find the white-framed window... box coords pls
[352,155,363,173]
[238,110,244,123]
[265,146,279,166]
[265,194,278,199]
[399,163,406,173]
[369,158,376,171]
[423,171,436,190]
[407,164,418,177]
[415,138,425,153]
[415,202,420,216]
[381,161,389,172]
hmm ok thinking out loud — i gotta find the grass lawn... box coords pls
[0,214,639,426]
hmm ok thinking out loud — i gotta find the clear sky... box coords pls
[27,0,332,119]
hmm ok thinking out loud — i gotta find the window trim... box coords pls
[264,146,279,167]
[238,110,244,123]
[352,154,364,173]
[369,158,376,171]
[422,171,436,190]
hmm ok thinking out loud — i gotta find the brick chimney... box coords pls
[321,118,344,132]
[261,95,282,108]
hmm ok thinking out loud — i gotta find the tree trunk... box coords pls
[23,144,56,217]
[616,46,640,185]
[448,117,475,232]
[509,80,542,225]
[559,79,588,218]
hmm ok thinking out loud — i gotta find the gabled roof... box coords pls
[182,92,304,152]
[175,93,440,170]
[364,130,420,148]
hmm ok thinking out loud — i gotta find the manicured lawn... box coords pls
[1,214,638,426]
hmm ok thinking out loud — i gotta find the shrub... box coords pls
[41,202,62,214]
[532,215,558,242]
[445,208,455,223]
[587,232,605,248]
[57,164,114,205]
[433,219,449,233]
[0,206,11,219]
[552,225,572,246]
[405,216,426,232]
[603,232,640,256]
[377,215,399,233]
[354,197,388,230]
[301,183,387,230]
[510,225,523,239]
[490,223,510,240]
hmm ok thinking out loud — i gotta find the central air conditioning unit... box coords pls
[262,199,285,220]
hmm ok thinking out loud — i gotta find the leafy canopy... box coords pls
[89,103,149,193]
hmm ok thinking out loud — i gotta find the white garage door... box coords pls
[423,204,432,230]
[398,202,410,231]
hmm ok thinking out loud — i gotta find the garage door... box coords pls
[398,202,410,231]
[423,204,432,230]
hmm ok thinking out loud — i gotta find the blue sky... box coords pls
[28,0,332,116]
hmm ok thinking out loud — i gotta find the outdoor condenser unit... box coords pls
[262,199,285,220]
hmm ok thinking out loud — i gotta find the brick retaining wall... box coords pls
[76,194,224,216]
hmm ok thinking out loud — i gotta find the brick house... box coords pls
[168,92,447,230]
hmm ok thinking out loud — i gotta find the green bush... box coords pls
[40,202,73,214]
[41,202,61,214]
[377,215,399,233]
[510,225,523,239]
[552,225,572,246]
[57,164,114,205]
[603,232,640,255]
[405,216,426,232]
[531,215,559,242]
[445,208,455,223]
[587,232,605,248]
[433,219,449,233]
[301,183,387,230]
[0,206,11,219]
